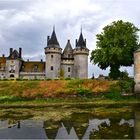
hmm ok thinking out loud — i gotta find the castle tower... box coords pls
[6,48,22,78]
[44,28,62,79]
[61,40,74,78]
[73,30,89,78]
[134,47,140,94]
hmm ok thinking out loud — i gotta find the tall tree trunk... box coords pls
[109,65,120,79]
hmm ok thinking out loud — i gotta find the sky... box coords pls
[0,0,140,78]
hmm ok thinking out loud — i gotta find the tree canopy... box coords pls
[90,20,139,79]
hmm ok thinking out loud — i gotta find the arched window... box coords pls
[10,74,14,78]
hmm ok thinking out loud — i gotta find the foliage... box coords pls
[0,79,136,101]
[65,77,72,80]
[90,20,139,79]
[119,71,129,80]
[117,79,135,93]
[75,88,92,98]
[103,87,122,100]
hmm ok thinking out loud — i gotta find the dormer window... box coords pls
[34,64,38,72]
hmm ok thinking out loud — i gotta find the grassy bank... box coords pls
[0,79,138,106]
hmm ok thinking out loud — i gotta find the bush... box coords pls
[16,78,23,81]
[117,79,134,93]
[120,71,129,80]
[75,88,92,98]
[67,79,85,88]
[45,78,52,81]
[2,79,9,81]
[65,77,72,80]
[103,87,122,100]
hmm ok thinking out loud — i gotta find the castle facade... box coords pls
[0,29,89,79]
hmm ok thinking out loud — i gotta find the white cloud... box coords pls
[0,0,140,77]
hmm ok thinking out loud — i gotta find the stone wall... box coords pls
[45,47,62,79]
[6,59,22,78]
[61,60,74,78]
[73,48,89,78]
[134,51,140,94]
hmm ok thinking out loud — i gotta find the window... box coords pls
[68,54,70,58]
[34,64,38,72]
[68,67,70,72]
[51,66,53,71]
[68,75,70,77]
[10,74,14,78]
[51,55,53,58]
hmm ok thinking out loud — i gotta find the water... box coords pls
[0,104,139,139]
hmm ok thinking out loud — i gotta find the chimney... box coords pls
[76,39,78,46]
[2,54,5,58]
[19,48,22,58]
[41,59,43,62]
[47,36,50,44]
[10,48,13,55]
[27,59,29,62]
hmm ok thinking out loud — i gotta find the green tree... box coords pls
[90,20,139,79]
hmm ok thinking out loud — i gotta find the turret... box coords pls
[61,40,74,78]
[73,30,89,78]
[44,27,62,79]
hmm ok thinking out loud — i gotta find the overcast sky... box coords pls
[0,0,139,77]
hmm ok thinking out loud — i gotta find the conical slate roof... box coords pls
[63,40,73,53]
[76,32,86,47]
[47,28,59,46]
[62,40,73,59]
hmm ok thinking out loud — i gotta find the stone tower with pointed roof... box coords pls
[44,28,89,79]
[73,31,89,78]
[45,28,62,79]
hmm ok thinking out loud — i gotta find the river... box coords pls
[0,104,139,139]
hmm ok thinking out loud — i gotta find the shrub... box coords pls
[65,77,71,80]
[103,87,122,100]
[16,78,23,81]
[2,79,9,81]
[75,88,92,98]
[45,78,52,81]
[117,79,135,93]
[119,71,129,80]
[67,79,85,88]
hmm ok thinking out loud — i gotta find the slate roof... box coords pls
[8,50,21,59]
[63,40,73,54]
[47,29,60,46]
[62,40,74,59]
[0,57,6,71]
[76,32,86,47]
[21,61,45,72]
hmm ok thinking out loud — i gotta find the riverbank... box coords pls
[0,79,138,107]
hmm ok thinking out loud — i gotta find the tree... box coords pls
[90,20,139,79]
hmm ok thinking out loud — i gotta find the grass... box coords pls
[0,79,139,106]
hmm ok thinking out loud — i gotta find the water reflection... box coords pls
[0,105,139,139]
[0,120,47,139]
